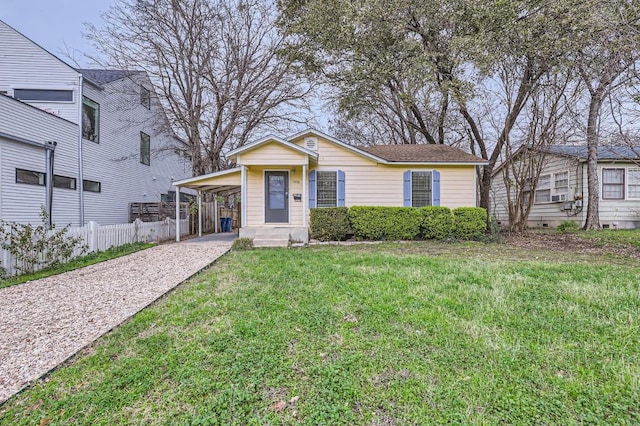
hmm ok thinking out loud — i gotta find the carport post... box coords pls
[175,186,181,242]
[214,194,219,233]
[198,190,202,237]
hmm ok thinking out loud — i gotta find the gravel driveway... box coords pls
[0,236,232,404]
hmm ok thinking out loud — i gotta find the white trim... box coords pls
[241,166,247,227]
[197,191,202,237]
[175,186,181,241]
[302,164,307,227]
[627,167,640,200]
[263,169,291,224]
[601,167,626,201]
[173,167,241,186]
[227,135,319,159]
[315,169,339,208]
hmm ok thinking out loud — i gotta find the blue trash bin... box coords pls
[220,217,232,232]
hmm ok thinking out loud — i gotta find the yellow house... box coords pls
[173,129,487,245]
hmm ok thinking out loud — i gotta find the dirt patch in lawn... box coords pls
[503,231,640,260]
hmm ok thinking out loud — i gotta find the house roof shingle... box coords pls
[77,69,142,85]
[546,145,640,160]
[359,144,486,163]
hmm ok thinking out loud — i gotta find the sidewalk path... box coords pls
[0,235,233,404]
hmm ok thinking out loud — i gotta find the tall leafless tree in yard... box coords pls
[500,70,582,231]
[86,0,312,175]
[572,0,640,229]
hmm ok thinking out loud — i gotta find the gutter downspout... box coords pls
[45,141,57,229]
[77,74,85,226]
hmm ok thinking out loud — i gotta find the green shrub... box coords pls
[452,207,487,240]
[557,220,580,233]
[310,207,351,241]
[420,206,454,239]
[349,206,422,240]
[232,238,254,250]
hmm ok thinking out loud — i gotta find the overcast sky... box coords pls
[0,0,113,66]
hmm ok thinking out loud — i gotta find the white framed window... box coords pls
[140,86,151,109]
[140,132,151,166]
[82,96,100,142]
[534,174,551,204]
[554,171,569,195]
[627,168,640,199]
[13,89,73,102]
[317,171,337,207]
[602,168,625,200]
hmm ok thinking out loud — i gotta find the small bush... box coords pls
[349,206,422,240]
[232,238,254,250]
[557,220,580,233]
[310,207,351,241]
[452,207,487,240]
[420,206,454,240]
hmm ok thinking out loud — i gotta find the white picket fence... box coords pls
[1,218,190,276]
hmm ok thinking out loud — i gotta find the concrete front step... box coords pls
[252,227,292,248]
[253,238,289,248]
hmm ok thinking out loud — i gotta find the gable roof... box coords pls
[288,128,487,165]
[227,135,319,159]
[77,69,143,86]
[360,144,486,163]
[545,145,640,160]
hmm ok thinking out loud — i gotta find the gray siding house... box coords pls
[0,19,192,226]
[492,145,640,229]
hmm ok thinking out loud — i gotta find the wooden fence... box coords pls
[1,218,190,276]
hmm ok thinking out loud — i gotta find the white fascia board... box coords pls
[287,128,385,163]
[227,135,319,159]
[173,167,242,186]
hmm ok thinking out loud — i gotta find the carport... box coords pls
[172,168,242,241]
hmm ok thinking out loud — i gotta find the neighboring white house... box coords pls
[492,145,640,229]
[0,19,192,226]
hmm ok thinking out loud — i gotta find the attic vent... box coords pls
[304,137,318,151]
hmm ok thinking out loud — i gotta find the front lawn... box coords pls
[1,242,639,424]
[581,228,640,249]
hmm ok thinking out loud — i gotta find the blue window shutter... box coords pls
[403,170,412,207]
[432,170,441,206]
[309,170,316,208]
[337,170,345,206]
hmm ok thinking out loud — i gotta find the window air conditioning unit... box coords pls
[551,194,567,202]
[304,137,318,151]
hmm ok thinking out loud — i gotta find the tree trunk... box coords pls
[479,164,493,212]
[583,94,603,230]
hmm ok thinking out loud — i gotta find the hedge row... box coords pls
[310,206,487,241]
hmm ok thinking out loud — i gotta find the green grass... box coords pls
[1,242,639,424]
[0,242,154,289]
[580,228,640,249]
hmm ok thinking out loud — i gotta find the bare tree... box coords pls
[86,0,313,175]
[572,0,640,229]
[501,71,581,231]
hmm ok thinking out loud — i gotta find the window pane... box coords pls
[53,175,76,190]
[602,185,624,199]
[534,189,550,204]
[554,171,568,190]
[628,169,640,199]
[14,89,73,102]
[83,180,101,193]
[412,171,432,207]
[537,174,551,189]
[16,169,45,185]
[82,96,99,142]
[317,171,337,208]
[140,86,151,109]
[140,132,151,165]
[603,168,624,184]
[268,175,285,209]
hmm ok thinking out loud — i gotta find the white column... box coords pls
[214,194,219,233]
[302,163,307,227]
[241,166,247,228]
[175,186,181,242]
[197,190,202,237]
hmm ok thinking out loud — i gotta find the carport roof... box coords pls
[173,167,241,192]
